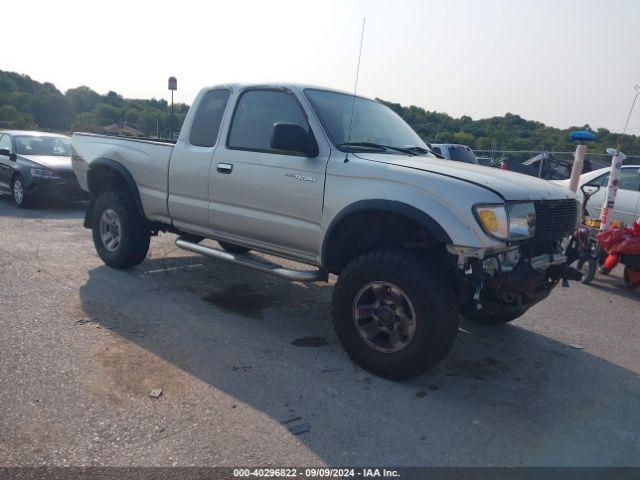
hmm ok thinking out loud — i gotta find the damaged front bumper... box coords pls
[447,244,582,316]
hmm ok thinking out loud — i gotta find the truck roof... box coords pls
[203,82,371,100]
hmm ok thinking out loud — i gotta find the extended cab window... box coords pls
[228,90,310,153]
[189,89,231,147]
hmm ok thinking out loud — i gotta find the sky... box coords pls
[2,0,640,132]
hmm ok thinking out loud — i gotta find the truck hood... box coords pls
[20,154,73,172]
[354,153,577,201]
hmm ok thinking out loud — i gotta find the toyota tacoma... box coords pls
[72,83,581,379]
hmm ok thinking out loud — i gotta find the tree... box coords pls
[66,86,102,114]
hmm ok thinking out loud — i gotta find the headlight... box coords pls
[474,202,536,241]
[30,168,60,179]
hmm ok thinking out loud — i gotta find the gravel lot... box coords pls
[1,196,639,467]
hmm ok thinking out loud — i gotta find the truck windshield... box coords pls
[305,89,432,155]
[14,136,71,157]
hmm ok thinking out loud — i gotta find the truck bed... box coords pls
[71,132,175,224]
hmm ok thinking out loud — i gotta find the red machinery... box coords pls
[597,222,640,289]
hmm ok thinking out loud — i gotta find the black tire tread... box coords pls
[92,190,150,269]
[332,249,459,380]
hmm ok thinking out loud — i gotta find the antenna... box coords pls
[345,18,366,162]
[617,84,640,151]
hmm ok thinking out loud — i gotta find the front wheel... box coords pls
[92,190,150,269]
[12,175,30,208]
[331,250,459,380]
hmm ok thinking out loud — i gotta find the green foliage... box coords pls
[1,68,638,154]
[378,99,640,155]
[0,105,33,128]
[0,69,188,138]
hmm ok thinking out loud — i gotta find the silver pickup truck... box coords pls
[72,83,580,379]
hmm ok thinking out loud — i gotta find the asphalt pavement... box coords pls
[1,195,639,467]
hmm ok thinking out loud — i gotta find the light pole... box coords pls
[168,76,177,139]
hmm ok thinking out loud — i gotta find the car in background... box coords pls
[0,130,87,207]
[501,152,611,180]
[430,143,479,164]
[554,165,640,226]
[476,156,497,167]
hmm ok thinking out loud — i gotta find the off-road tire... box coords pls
[462,308,529,325]
[92,190,150,269]
[218,241,250,254]
[331,249,459,380]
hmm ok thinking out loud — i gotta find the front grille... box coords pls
[527,199,578,254]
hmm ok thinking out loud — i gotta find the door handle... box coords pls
[217,163,233,174]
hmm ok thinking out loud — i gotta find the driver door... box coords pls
[208,88,330,261]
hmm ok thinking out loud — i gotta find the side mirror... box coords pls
[270,123,318,157]
[0,148,16,161]
[581,184,600,198]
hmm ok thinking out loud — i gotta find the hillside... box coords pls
[1,69,638,155]
[379,100,640,156]
[0,70,188,138]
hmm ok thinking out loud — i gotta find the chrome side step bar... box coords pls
[175,239,328,282]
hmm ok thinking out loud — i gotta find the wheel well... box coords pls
[322,206,453,275]
[86,162,144,217]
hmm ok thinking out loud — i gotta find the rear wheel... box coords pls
[218,241,250,254]
[92,190,150,269]
[331,250,459,380]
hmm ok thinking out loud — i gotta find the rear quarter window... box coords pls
[189,89,231,147]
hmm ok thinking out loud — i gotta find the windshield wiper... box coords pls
[336,142,417,156]
[404,146,435,156]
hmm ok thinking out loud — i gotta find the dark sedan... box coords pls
[0,130,88,207]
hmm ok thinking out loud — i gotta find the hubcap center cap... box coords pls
[376,306,396,326]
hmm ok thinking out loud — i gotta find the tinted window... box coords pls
[0,134,11,151]
[228,90,310,152]
[189,89,230,147]
[431,146,442,156]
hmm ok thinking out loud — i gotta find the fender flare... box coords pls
[87,158,145,217]
[321,199,452,266]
